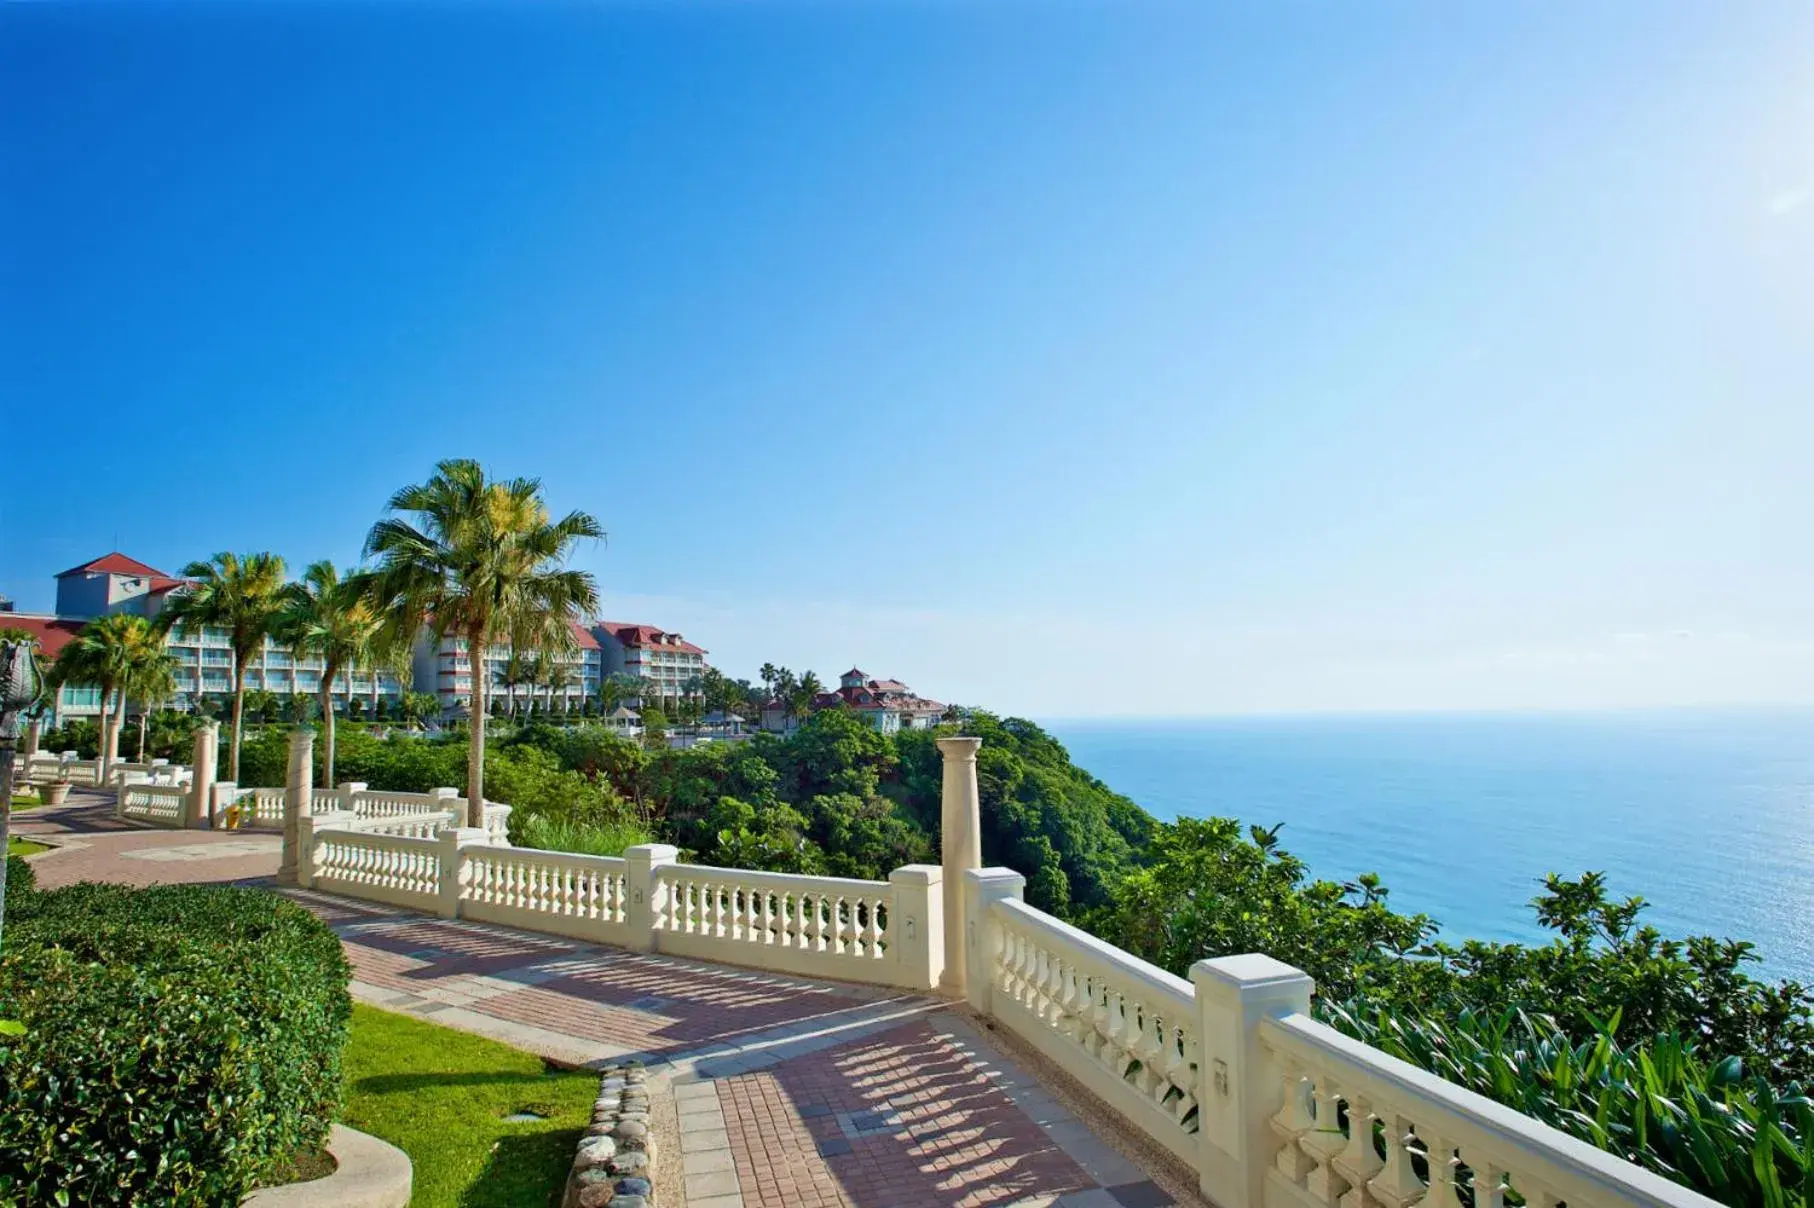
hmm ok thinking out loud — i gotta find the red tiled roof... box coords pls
[594,621,706,655]
[570,621,600,650]
[147,576,192,595]
[1,614,87,659]
[55,552,170,579]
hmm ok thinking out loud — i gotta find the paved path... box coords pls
[15,792,1185,1208]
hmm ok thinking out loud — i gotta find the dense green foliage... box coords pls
[230,708,1151,904]
[1096,816,1814,1208]
[0,882,351,1206]
[1328,1002,1812,1208]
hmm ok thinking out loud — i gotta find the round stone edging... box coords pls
[241,1124,412,1208]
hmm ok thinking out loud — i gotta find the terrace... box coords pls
[18,723,1715,1208]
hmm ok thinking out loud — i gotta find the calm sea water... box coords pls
[1044,709,1814,984]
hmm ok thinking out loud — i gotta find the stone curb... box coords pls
[241,1124,412,1207]
[563,1059,658,1208]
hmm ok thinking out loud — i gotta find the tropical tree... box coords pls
[494,649,533,717]
[788,671,825,726]
[125,645,179,763]
[155,551,288,781]
[362,460,602,826]
[540,656,576,716]
[53,614,167,777]
[400,691,439,731]
[599,671,641,714]
[276,560,387,788]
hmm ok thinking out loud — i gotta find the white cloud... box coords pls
[1767,186,1810,216]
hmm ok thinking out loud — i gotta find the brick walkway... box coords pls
[14,793,1180,1208]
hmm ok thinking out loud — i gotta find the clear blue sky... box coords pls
[4,2,1811,716]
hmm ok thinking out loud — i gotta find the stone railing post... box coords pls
[886,864,944,991]
[23,717,40,763]
[623,843,680,953]
[432,787,460,823]
[961,867,1024,1015]
[1192,954,1316,1208]
[210,781,238,829]
[183,721,218,828]
[436,826,489,919]
[935,735,984,997]
[337,781,368,815]
[278,729,315,886]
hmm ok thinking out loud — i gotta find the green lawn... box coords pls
[340,1003,599,1208]
[7,837,48,858]
[8,788,42,810]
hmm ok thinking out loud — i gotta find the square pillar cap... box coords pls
[1191,953,1315,999]
[936,735,982,760]
[889,863,943,886]
[964,866,1025,890]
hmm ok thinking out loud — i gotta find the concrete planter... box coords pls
[40,782,71,806]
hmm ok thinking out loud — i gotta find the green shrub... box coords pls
[2,853,32,905]
[513,812,654,857]
[1326,1001,1812,1208]
[0,884,352,1206]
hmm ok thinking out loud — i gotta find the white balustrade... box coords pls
[653,864,892,983]
[462,845,632,945]
[225,787,287,827]
[309,830,441,911]
[984,895,1203,1165]
[118,784,188,824]
[345,810,458,839]
[1257,1012,1712,1208]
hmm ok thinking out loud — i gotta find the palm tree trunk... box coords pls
[319,663,337,790]
[136,711,148,763]
[102,684,124,778]
[229,665,246,782]
[465,628,487,829]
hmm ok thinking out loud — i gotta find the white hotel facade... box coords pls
[14,552,708,725]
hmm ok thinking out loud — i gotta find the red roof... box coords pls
[569,621,600,650]
[1,614,87,660]
[56,552,170,579]
[147,577,191,595]
[594,622,706,655]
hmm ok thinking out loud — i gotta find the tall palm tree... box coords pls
[541,657,576,716]
[276,560,385,788]
[54,613,167,777]
[789,670,826,727]
[155,552,288,782]
[362,460,601,827]
[494,649,533,717]
[125,645,179,763]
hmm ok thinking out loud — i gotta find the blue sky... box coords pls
[4,2,1811,716]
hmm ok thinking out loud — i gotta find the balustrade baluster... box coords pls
[1413,1133,1461,1208]
[1366,1113,1427,1208]
[1333,1093,1385,1208]
[1269,1059,1317,1183]
[1132,1001,1166,1100]
[1465,1158,1506,1208]
[810,892,828,949]
[1301,1076,1351,1206]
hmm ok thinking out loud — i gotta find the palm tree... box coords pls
[53,614,167,778]
[125,645,179,763]
[598,671,640,714]
[789,670,826,727]
[276,560,385,788]
[155,552,288,782]
[400,691,439,731]
[494,649,533,717]
[362,460,601,826]
[531,648,575,717]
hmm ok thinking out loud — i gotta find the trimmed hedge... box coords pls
[0,883,352,1206]
[2,853,31,903]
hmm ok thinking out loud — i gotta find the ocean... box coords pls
[1044,708,1814,984]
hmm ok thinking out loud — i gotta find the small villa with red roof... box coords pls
[761,666,946,735]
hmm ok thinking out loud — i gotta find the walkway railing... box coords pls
[280,728,1714,1208]
[118,783,189,825]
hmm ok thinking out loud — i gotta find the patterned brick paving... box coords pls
[16,794,1177,1208]
[720,1020,1098,1207]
